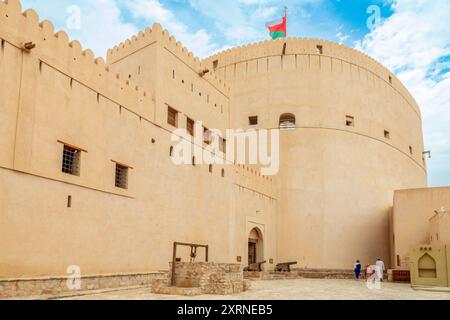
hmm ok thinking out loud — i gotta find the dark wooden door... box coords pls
[248,242,257,265]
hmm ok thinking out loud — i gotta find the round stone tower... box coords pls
[204,38,427,269]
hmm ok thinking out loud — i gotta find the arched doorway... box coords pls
[248,228,264,266]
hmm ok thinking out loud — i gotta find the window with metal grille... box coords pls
[167,106,178,127]
[187,118,195,137]
[62,145,81,176]
[115,164,128,189]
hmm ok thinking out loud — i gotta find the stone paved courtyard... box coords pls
[60,279,450,300]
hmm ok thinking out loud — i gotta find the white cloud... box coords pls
[122,0,218,58]
[355,0,450,186]
[21,0,139,57]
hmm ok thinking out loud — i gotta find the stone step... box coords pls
[153,286,204,296]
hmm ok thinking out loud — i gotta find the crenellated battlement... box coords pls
[107,23,231,94]
[107,24,159,64]
[203,37,420,117]
[0,0,152,115]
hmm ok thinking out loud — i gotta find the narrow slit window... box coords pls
[115,164,128,189]
[220,138,227,154]
[221,169,225,178]
[67,195,72,208]
[62,145,81,176]
[209,164,213,173]
[389,75,392,84]
[409,146,413,155]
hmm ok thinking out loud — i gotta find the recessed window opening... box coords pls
[409,146,413,155]
[167,106,178,127]
[172,70,175,79]
[209,164,213,173]
[249,116,258,126]
[384,130,390,139]
[203,127,211,144]
[62,145,81,176]
[316,45,323,54]
[221,169,225,178]
[213,60,219,69]
[115,163,129,189]
[389,75,392,84]
[187,118,195,137]
[346,115,354,127]
[67,195,72,208]
[279,113,296,129]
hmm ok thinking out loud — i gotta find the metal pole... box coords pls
[171,242,177,287]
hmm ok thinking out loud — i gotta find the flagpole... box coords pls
[284,6,288,37]
[282,6,288,55]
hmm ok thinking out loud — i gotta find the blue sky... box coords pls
[19,0,450,187]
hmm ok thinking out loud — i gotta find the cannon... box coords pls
[275,261,297,272]
[244,261,267,272]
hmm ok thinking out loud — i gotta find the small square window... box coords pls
[115,164,128,189]
[346,115,354,127]
[249,116,258,126]
[316,45,323,54]
[384,130,390,139]
[187,118,195,137]
[213,60,219,69]
[62,145,81,176]
[167,106,178,127]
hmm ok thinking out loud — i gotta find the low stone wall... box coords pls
[0,272,167,299]
[245,269,387,281]
[153,262,250,296]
